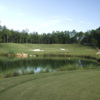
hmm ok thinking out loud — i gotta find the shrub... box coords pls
[27,70,34,75]
[67,66,76,70]
[45,67,50,73]
[40,69,45,73]
[4,73,12,78]
[12,71,20,77]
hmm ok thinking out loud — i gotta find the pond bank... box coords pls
[43,54,100,62]
[1,53,100,62]
[0,56,100,79]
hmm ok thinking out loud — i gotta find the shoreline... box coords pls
[0,53,100,62]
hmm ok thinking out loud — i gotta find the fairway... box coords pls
[0,70,100,100]
[0,43,98,58]
[0,0,100,100]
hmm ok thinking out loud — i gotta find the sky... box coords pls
[0,0,100,34]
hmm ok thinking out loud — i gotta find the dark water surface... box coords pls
[0,57,100,76]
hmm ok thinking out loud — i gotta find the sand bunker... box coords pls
[30,49,44,51]
[95,48,100,55]
[60,48,65,50]
[16,53,28,58]
[96,51,100,55]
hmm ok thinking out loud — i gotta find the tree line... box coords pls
[0,25,100,47]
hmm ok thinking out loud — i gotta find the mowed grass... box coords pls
[0,43,98,57]
[0,70,100,100]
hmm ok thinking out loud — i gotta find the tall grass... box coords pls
[57,64,78,71]
[27,70,34,75]
[40,69,45,73]
[12,71,20,77]
[45,66,50,73]
[2,64,100,78]
[3,69,35,78]
[57,64,99,71]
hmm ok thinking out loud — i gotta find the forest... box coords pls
[0,25,100,47]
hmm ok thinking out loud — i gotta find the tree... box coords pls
[92,39,98,47]
[0,25,3,42]
[77,31,84,43]
[0,24,100,47]
[2,26,8,43]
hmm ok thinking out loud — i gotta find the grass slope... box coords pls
[0,43,99,58]
[0,70,100,100]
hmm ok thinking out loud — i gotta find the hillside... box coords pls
[0,43,98,57]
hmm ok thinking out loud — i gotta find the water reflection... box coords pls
[0,57,100,77]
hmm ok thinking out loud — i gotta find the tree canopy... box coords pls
[0,25,100,47]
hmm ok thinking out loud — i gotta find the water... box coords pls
[0,57,100,78]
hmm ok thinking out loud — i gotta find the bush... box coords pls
[40,69,45,73]
[67,65,77,70]
[45,67,50,73]
[27,70,34,75]
[12,72,20,77]
[4,73,12,78]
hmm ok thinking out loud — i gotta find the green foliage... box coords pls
[67,65,77,70]
[0,24,100,47]
[22,70,26,75]
[40,69,45,73]
[3,72,12,78]
[27,70,34,75]
[57,64,78,71]
[0,26,2,42]
[81,28,100,47]
[45,67,50,73]
[12,71,20,77]
[92,39,98,47]
[3,69,35,78]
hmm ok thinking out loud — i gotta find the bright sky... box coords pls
[0,0,100,33]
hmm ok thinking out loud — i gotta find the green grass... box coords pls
[0,43,100,100]
[0,70,100,100]
[0,43,99,58]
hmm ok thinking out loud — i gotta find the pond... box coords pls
[0,57,100,78]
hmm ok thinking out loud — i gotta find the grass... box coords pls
[0,70,100,100]
[1,64,100,79]
[0,43,99,58]
[57,64,78,71]
[0,43,100,99]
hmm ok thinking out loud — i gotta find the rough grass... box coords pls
[0,43,98,58]
[0,70,100,100]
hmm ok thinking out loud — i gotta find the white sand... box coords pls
[30,49,44,51]
[96,48,100,55]
[60,48,65,50]
[96,51,100,55]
